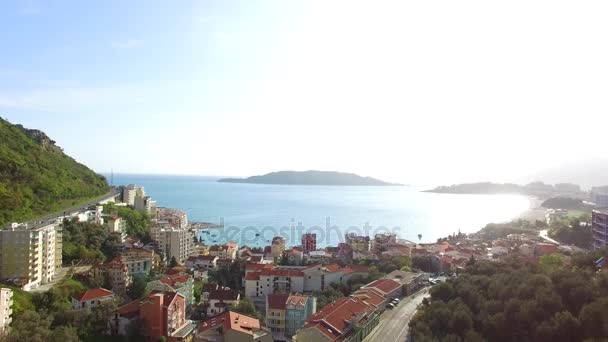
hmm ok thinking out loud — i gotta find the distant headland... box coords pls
[217,170,402,186]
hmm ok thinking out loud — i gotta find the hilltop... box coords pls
[0,117,109,226]
[218,170,401,186]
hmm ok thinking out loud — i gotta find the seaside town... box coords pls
[1,182,608,341]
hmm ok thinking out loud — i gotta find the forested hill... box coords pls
[218,170,401,186]
[0,117,109,226]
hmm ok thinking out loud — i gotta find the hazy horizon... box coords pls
[2,1,607,186]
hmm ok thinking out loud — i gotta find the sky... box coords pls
[1,0,607,186]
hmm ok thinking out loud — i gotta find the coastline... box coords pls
[516,197,548,222]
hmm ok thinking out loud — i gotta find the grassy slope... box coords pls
[0,118,109,226]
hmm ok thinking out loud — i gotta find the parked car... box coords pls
[387,303,395,309]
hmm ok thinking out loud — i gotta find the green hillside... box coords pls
[0,117,109,226]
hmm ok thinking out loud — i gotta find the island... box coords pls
[218,170,402,186]
[424,181,587,198]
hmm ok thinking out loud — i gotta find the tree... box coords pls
[418,234,423,243]
[231,297,264,322]
[7,310,52,342]
[128,275,148,300]
[169,256,179,268]
[50,326,80,342]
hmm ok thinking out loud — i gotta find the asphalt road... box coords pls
[365,288,430,342]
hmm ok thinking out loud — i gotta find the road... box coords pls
[539,229,560,245]
[365,288,430,342]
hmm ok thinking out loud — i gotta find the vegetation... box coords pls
[61,218,123,264]
[426,181,583,197]
[218,170,401,186]
[5,277,117,341]
[542,197,587,211]
[409,250,608,342]
[548,213,592,249]
[231,297,264,322]
[0,117,109,226]
[209,259,247,291]
[103,203,152,242]
[474,219,547,240]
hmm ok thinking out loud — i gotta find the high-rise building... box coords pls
[152,226,195,264]
[592,210,608,250]
[0,288,12,335]
[301,233,316,253]
[0,222,62,291]
[122,184,145,206]
[591,188,608,208]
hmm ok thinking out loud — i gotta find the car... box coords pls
[387,303,395,309]
[391,300,399,306]
[393,298,400,302]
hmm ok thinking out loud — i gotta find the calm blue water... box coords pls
[109,174,530,247]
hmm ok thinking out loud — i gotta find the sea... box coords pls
[109,174,530,248]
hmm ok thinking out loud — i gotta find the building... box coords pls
[361,278,402,300]
[345,234,370,252]
[302,233,317,253]
[156,207,189,229]
[296,297,379,342]
[196,311,273,342]
[371,233,397,255]
[245,268,305,298]
[383,270,425,295]
[71,288,115,310]
[266,294,289,336]
[208,242,238,260]
[146,274,195,310]
[122,184,145,206]
[91,257,132,297]
[185,255,218,270]
[271,236,286,257]
[134,195,157,216]
[592,210,608,250]
[0,222,62,291]
[265,293,317,337]
[105,216,126,242]
[0,288,12,335]
[591,188,608,208]
[206,288,240,317]
[122,247,159,276]
[152,225,195,264]
[76,205,104,225]
[110,291,195,341]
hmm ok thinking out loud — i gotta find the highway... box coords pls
[365,288,430,342]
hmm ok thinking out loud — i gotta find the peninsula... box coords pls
[218,170,401,186]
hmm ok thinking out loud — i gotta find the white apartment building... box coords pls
[122,184,145,206]
[134,195,157,216]
[0,222,62,291]
[152,225,195,264]
[0,288,12,335]
[156,207,188,229]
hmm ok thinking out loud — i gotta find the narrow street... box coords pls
[365,288,430,342]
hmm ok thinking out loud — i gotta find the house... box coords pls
[122,247,159,276]
[72,288,115,310]
[285,293,316,337]
[146,274,195,310]
[91,257,131,297]
[341,265,370,282]
[109,291,195,342]
[352,288,388,310]
[245,267,305,298]
[265,294,289,336]
[207,288,240,317]
[196,311,273,342]
[296,297,379,342]
[185,255,218,270]
[361,278,402,300]
[208,242,238,260]
[216,257,234,269]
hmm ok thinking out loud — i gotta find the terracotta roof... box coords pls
[286,293,310,307]
[324,264,341,273]
[199,311,262,335]
[73,288,114,302]
[342,265,369,275]
[209,289,239,301]
[159,274,192,288]
[164,266,188,276]
[267,294,289,310]
[363,279,402,295]
[259,268,304,277]
[353,289,386,308]
[304,297,375,340]
[202,283,220,292]
[245,272,260,281]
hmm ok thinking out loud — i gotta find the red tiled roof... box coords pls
[342,265,369,274]
[304,297,375,340]
[363,279,401,295]
[353,289,386,308]
[199,311,261,335]
[209,289,239,301]
[267,294,289,310]
[286,293,310,307]
[159,274,191,288]
[245,272,260,281]
[164,266,188,276]
[259,268,304,277]
[73,288,114,302]
[324,264,341,273]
